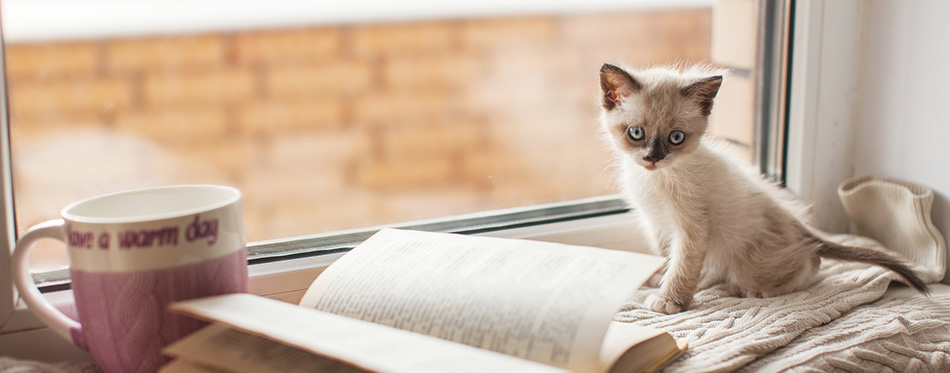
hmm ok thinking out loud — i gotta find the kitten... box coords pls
[598,63,928,314]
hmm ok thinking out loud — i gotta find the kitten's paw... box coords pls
[645,294,685,314]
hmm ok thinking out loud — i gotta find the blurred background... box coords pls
[1,0,756,271]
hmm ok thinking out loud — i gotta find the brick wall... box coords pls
[7,9,723,267]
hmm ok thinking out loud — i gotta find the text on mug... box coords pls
[66,214,221,250]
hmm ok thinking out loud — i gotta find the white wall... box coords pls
[789,0,950,283]
[854,1,950,282]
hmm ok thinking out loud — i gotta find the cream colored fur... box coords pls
[600,64,928,314]
[600,64,831,313]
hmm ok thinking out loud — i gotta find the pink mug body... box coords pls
[13,185,248,373]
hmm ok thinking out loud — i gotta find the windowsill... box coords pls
[250,209,650,304]
[0,211,650,361]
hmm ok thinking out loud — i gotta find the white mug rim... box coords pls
[61,185,241,224]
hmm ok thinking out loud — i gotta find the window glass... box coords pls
[3,2,756,272]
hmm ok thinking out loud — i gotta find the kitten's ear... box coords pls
[600,64,641,110]
[681,75,723,116]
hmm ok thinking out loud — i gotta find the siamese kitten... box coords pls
[598,63,928,314]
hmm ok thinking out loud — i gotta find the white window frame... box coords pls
[0,0,828,362]
[783,0,865,233]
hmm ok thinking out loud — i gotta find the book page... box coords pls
[161,360,220,373]
[163,324,370,373]
[598,321,684,372]
[299,229,665,373]
[168,294,567,373]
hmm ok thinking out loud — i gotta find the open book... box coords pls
[161,228,686,373]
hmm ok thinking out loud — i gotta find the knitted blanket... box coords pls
[616,235,950,372]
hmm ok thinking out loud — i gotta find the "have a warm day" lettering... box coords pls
[185,214,219,245]
[118,227,179,249]
[67,226,93,249]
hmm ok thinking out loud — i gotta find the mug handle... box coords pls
[12,219,86,349]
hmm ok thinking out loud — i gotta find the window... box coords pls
[1,0,802,359]
[0,0,789,293]
[2,0,766,282]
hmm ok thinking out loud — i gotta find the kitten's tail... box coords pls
[813,237,930,294]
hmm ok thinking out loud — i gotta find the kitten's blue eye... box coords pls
[669,130,686,145]
[627,126,644,141]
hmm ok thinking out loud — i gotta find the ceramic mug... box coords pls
[12,185,248,373]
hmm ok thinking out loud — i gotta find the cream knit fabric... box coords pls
[616,176,950,372]
[838,175,946,282]
[618,256,950,372]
